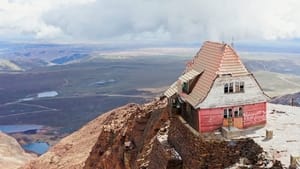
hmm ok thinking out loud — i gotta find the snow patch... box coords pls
[37,91,58,98]
[245,103,300,167]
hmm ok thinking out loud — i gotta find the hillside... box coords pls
[270,91,300,106]
[0,132,36,169]
[0,59,23,72]
[21,104,112,169]
[21,98,284,169]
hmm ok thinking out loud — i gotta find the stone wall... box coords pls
[148,138,182,169]
[168,115,265,169]
[168,116,204,168]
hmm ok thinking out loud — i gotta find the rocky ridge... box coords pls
[0,131,36,169]
[22,98,284,169]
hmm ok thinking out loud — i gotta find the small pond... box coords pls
[37,91,58,98]
[23,142,49,155]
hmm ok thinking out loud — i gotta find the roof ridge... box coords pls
[227,45,249,73]
[217,44,227,73]
[205,41,229,46]
[217,45,249,75]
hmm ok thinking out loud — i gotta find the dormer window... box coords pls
[182,82,188,93]
[224,81,245,94]
[224,82,234,93]
[178,69,202,94]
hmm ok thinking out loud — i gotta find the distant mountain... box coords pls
[0,59,23,71]
[12,58,48,70]
[270,92,300,106]
[244,59,300,76]
[0,42,95,64]
[51,53,89,64]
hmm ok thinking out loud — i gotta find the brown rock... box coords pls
[0,131,36,169]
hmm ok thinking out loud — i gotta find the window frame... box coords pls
[228,108,233,117]
[238,107,243,117]
[224,81,245,94]
[182,82,188,93]
[224,109,228,118]
[235,82,240,92]
[229,82,234,93]
[224,108,233,118]
[225,107,243,119]
[224,83,229,93]
[239,82,245,92]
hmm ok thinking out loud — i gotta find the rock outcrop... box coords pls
[83,99,169,169]
[0,131,36,169]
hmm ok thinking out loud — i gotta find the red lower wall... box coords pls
[198,102,266,132]
[198,107,224,132]
[243,102,267,128]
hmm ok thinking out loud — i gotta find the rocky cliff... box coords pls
[22,98,283,169]
[0,131,36,169]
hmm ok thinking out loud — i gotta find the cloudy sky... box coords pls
[0,0,300,44]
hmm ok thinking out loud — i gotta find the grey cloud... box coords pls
[3,0,300,43]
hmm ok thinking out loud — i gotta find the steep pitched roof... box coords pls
[179,69,203,82]
[169,41,250,107]
[164,81,177,98]
[184,41,250,107]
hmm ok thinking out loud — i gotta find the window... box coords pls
[229,82,234,93]
[225,81,245,94]
[182,82,188,93]
[239,107,243,116]
[171,98,177,108]
[234,109,239,117]
[224,83,229,93]
[235,82,240,92]
[224,108,233,118]
[224,83,234,94]
[233,107,243,117]
[225,107,243,119]
[224,109,228,118]
[228,108,233,118]
[240,82,244,92]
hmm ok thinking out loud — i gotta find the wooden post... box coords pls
[290,154,300,169]
[266,130,273,140]
[228,118,233,131]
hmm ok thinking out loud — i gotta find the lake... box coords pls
[0,124,43,133]
[23,142,49,155]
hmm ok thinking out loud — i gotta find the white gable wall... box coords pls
[196,75,268,109]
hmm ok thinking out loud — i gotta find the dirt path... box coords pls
[278,75,300,87]
[0,93,152,118]
[17,102,58,111]
[0,109,59,118]
[98,93,153,99]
